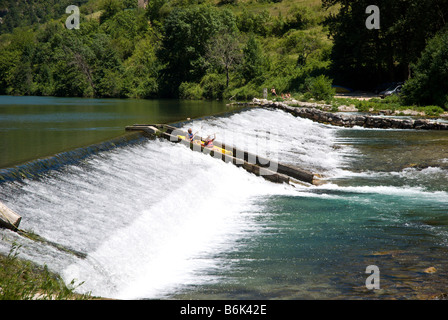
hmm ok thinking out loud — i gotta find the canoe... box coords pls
[125,124,318,185]
[177,135,233,156]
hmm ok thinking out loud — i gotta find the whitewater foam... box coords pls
[182,108,348,173]
[0,107,349,299]
[58,140,296,298]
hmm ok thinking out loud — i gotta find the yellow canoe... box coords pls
[178,135,233,156]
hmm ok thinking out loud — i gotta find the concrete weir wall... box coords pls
[125,124,320,186]
[252,99,448,130]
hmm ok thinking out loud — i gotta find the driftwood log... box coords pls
[0,201,22,231]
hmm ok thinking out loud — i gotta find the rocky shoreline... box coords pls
[249,98,448,130]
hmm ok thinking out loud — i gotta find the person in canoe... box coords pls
[187,128,195,142]
[203,134,215,148]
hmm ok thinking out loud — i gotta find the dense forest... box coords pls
[323,0,448,107]
[0,0,336,100]
[0,0,447,108]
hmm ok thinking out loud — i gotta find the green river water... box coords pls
[1,96,448,300]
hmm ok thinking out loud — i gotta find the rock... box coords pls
[424,267,437,273]
[414,119,429,129]
[402,120,415,129]
[251,99,448,131]
[338,105,358,112]
[379,109,393,115]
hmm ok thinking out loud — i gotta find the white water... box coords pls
[2,108,447,299]
[2,108,342,299]
[185,108,350,173]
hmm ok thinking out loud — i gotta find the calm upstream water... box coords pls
[1,96,448,300]
[0,96,239,168]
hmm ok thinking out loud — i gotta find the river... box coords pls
[1,96,448,299]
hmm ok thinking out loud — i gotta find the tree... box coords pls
[241,35,265,83]
[158,5,237,97]
[100,0,123,23]
[281,29,325,67]
[146,0,167,23]
[402,29,448,108]
[322,0,448,89]
[90,33,124,97]
[206,31,242,87]
[0,0,89,34]
[304,75,335,101]
[51,31,96,97]
[100,9,148,59]
[124,36,160,98]
[0,49,20,94]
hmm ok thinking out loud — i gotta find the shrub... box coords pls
[228,85,260,101]
[201,73,226,100]
[421,105,445,116]
[304,75,335,101]
[263,76,291,96]
[219,0,238,4]
[402,29,448,109]
[178,82,204,100]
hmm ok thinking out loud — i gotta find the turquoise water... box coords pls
[1,98,448,299]
[168,113,448,300]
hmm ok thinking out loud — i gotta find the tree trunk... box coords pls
[0,201,21,231]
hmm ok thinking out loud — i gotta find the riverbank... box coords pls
[0,246,94,300]
[246,98,448,130]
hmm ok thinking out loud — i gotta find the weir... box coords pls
[0,132,146,184]
[0,132,145,235]
[125,124,321,186]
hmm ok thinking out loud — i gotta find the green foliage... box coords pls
[402,29,448,109]
[303,75,335,101]
[332,95,445,117]
[201,73,226,100]
[146,0,169,23]
[0,243,91,300]
[124,36,160,98]
[0,0,335,101]
[219,0,238,4]
[158,4,237,96]
[0,0,89,34]
[100,9,149,59]
[323,0,448,90]
[206,30,242,87]
[99,0,123,23]
[0,4,160,98]
[228,84,260,101]
[241,35,266,83]
[236,8,271,36]
[123,0,139,8]
[179,82,204,100]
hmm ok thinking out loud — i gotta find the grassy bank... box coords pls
[266,91,448,118]
[0,243,93,300]
[332,96,447,117]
